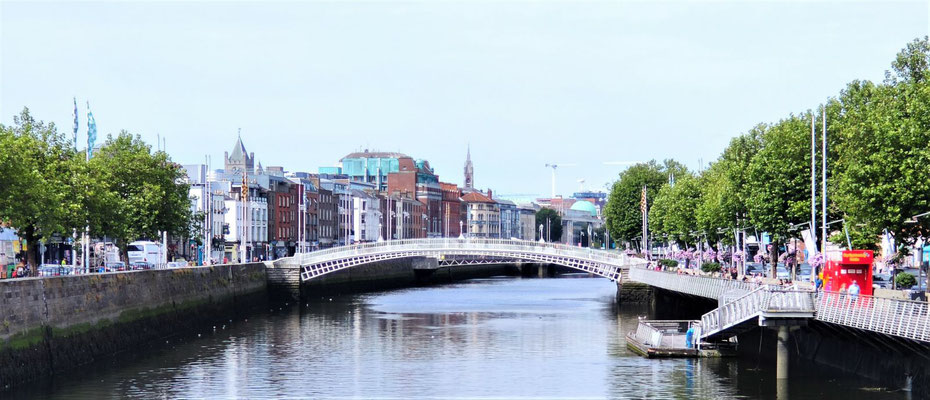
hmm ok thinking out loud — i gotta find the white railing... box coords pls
[701,286,768,334]
[287,238,644,268]
[701,286,815,339]
[816,292,930,343]
[628,267,759,300]
[630,265,930,344]
[633,320,664,347]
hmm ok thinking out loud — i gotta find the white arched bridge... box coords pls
[271,238,648,282]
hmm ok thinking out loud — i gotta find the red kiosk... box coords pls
[823,250,874,296]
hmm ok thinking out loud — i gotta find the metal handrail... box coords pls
[630,264,930,344]
[816,291,930,343]
[701,285,816,339]
[284,238,645,269]
[633,320,664,347]
[701,285,768,334]
[628,267,760,300]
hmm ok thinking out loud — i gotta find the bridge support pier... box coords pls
[776,325,790,380]
[537,264,548,278]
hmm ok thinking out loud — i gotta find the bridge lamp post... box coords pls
[459,220,464,239]
[422,214,428,239]
[403,212,410,240]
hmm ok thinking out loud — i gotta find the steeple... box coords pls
[464,144,474,190]
[224,129,255,173]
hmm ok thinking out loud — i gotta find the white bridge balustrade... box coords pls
[271,239,648,283]
[817,292,930,343]
[627,266,930,344]
[701,285,816,341]
[627,267,760,300]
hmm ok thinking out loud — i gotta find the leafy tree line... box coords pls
[0,108,194,268]
[605,38,930,272]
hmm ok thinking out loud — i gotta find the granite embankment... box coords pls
[0,264,266,388]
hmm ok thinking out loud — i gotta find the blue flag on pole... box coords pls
[72,98,79,150]
[86,101,97,159]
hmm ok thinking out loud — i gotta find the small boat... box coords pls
[626,319,736,358]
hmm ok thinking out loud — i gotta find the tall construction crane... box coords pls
[544,163,575,198]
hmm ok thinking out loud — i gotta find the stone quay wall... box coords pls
[0,263,266,389]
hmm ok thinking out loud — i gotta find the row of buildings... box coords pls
[181,138,602,264]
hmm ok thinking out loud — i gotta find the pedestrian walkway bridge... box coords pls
[629,267,930,344]
[272,238,647,283]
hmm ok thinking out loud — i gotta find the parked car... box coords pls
[873,273,893,289]
[166,261,186,268]
[745,262,765,275]
[38,264,74,277]
[775,265,790,280]
[105,262,127,272]
[130,261,150,270]
[798,264,812,282]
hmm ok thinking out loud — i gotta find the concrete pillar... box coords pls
[537,264,548,278]
[616,281,623,304]
[776,325,790,380]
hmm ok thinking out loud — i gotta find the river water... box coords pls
[9,274,908,399]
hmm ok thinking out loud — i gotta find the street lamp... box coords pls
[402,211,410,240]
[905,211,930,224]
[459,220,464,239]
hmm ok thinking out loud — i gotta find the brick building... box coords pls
[440,182,464,237]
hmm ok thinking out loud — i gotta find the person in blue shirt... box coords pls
[848,280,861,301]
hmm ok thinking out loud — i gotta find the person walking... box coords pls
[848,280,861,302]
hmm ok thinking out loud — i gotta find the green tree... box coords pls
[746,116,817,277]
[895,272,917,289]
[695,128,764,246]
[604,160,683,247]
[833,38,930,251]
[89,132,192,261]
[536,208,562,242]
[0,108,82,269]
[650,172,700,247]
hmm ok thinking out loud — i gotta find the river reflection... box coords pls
[7,274,908,399]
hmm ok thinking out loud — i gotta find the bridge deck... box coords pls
[629,266,930,344]
[274,239,645,283]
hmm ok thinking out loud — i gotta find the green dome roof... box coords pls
[570,200,597,216]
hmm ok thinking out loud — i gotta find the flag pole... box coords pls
[811,112,817,253]
[821,106,828,255]
[72,98,79,269]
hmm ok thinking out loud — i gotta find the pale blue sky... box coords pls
[2,1,927,197]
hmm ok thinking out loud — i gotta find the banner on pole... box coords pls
[86,102,97,159]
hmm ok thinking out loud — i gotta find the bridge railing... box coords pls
[628,267,760,300]
[701,285,767,335]
[289,238,646,268]
[816,292,930,343]
[701,285,815,338]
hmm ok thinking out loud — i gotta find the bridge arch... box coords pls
[273,238,646,283]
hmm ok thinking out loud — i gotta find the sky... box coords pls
[2,1,928,198]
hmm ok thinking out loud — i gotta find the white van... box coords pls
[127,241,163,269]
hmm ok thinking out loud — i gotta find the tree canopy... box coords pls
[0,108,82,267]
[604,159,687,245]
[536,208,563,242]
[0,109,192,267]
[609,37,930,268]
[89,132,192,257]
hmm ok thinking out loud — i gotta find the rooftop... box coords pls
[461,191,495,204]
[340,151,410,161]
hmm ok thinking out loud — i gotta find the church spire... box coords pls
[464,144,474,190]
